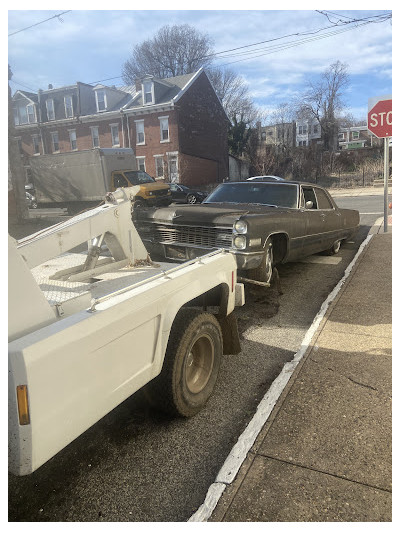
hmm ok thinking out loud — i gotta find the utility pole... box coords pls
[8,65,28,222]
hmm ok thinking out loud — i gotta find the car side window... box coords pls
[114,173,128,188]
[302,187,317,209]
[314,188,333,209]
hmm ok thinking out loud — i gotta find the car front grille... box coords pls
[153,189,169,197]
[151,224,233,248]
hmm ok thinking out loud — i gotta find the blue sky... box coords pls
[8,4,393,123]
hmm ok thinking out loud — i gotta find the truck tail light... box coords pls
[16,385,30,425]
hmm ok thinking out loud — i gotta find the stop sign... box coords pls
[368,96,392,138]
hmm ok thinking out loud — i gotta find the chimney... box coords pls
[48,84,53,90]
[135,78,142,92]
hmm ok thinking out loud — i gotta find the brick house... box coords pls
[338,125,381,150]
[12,68,229,187]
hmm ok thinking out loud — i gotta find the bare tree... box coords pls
[207,67,258,123]
[122,24,215,82]
[296,61,349,151]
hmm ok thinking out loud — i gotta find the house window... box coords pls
[96,90,107,112]
[27,104,36,123]
[298,125,307,135]
[154,156,164,179]
[298,140,307,147]
[46,99,55,121]
[143,81,154,104]
[313,124,319,134]
[352,131,360,140]
[32,135,40,155]
[338,132,345,140]
[91,126,100,148]
[64,96,74,118]
[159,117,169,142]
[50,131,59,152]
[110,124,120,147]
[68,130,77,151]
[135,120,145,145]
[14,103,36,125]
[136,157,146,172]
[261,132,266,140]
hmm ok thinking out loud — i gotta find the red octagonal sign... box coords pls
[368,97,392,138]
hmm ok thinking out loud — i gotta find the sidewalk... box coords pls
[203,222,392,522]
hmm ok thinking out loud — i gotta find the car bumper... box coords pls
[144,241,264,270]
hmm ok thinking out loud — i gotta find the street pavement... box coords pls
[191,217,392,522]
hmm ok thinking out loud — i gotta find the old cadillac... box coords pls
[134,181,360,284]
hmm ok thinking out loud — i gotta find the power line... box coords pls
[8,10,72,37]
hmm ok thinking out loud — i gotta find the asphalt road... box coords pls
[8,195,386,522]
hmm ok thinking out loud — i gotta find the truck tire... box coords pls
[145,309,223,417]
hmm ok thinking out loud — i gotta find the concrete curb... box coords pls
[188,230,375,522]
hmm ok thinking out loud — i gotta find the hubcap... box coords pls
[185,334,214,394]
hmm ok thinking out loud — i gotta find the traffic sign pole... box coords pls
[384,137,389,233]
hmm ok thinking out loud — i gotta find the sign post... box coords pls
[368,95,392,233]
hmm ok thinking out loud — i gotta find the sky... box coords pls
[7,3,393,124]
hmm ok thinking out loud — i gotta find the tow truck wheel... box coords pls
[133,198,145,209]
[145,309,222,417]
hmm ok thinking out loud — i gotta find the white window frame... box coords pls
[154,155,165,179]
[46,99,55,121]
[136,156,146,172]
[68,129,77,151]
[159,116,170,143]
[352,131,360,140]
[338,132,345,140]
[90,126,100,148]
[110,124,120,147]
[64,95,74,118]
[167,151,179,182]
[27,104,36,124]
[135,119,145,145]
[143,81,154,105]
[95,90,107,112]
[50,131,60,153]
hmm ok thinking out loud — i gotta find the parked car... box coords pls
[134,181,359,284]
[169,183,208,204]
[246,175,285,182]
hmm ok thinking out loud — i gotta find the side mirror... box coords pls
[305,201,314,209]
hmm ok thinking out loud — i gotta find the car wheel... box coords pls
[133,198,145,209]
[324,239,341,255]
[187,194,197,204]
[247,238,274,284]
[144,309,222,417]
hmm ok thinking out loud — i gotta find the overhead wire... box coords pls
[8,10,72,37]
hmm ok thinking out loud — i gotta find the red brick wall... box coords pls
[129,110,179,178]
[179,154,218,187]
[176,71,229,184]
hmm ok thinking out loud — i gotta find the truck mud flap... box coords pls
[216,312,241,355]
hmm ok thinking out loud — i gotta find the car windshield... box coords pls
[204,183,299,208]
[124,171,155,185]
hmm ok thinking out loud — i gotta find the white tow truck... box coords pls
[8,187,244,476]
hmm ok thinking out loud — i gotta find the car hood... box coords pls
[135,202,284,226]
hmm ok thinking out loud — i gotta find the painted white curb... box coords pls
[188,231,374,522]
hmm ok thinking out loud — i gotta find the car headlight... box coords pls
[234,220,247,234]
[233,235,246,249]
[148,191,154,196]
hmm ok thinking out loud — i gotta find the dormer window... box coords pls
[96,90,107,112]
[13,102,37,125]
[143,81,154,105]
[46,99,55,121]
[64,95,74,118]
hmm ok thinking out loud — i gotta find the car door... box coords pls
[314,187,342,251]
[300,185,327,255]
